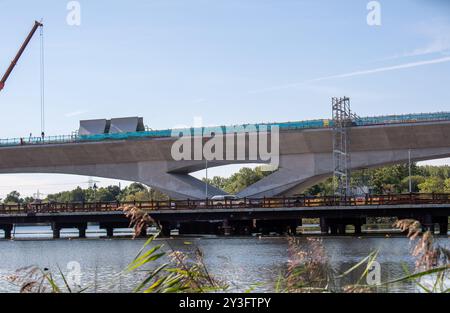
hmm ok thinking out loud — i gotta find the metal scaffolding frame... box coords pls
[332,97,358,198]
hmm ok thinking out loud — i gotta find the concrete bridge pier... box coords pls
[99,222,130,238]
[420,215,435,233]
[351,218,365,235]
[320,217,329,234]
[255,219,301,235]
[78,224,87,238]
[229,220,254,236]
[178,221,219,235]
[354,222,362,235]
[222,219,232,236]
[52,223,88,239]
[52,223,61,239]
[439,222,449,235]
[0,224,13,239]
[434,216,449,235]
[158,221,172,237]
[106,227,114,237]
[330,224,338,235]
[321,218,365,235]
[178,222,193,235]
[287,219,301,235]
[140,227,148,237]
[323,219,344,235]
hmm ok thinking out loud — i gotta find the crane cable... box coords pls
[39,24,45,138]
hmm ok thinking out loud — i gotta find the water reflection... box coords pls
[0,226,448,293]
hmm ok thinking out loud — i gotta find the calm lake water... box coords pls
[0,226,448,293]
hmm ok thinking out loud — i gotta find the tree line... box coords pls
[203,164,450,196]
[306,164,450,196]
[1,183,168,205]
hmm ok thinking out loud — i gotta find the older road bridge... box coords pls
[0,194,449,239]
[0,112,449,199]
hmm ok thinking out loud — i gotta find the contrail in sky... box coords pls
[250,56,450,93]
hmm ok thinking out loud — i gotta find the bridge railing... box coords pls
[1,112,450,148]
[0,193,449,214]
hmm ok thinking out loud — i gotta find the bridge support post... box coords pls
[288,220,300,235]
[52,224,61,239]
[229,220,254,236]
[1,224,13,239]
[354,223,362,235]
[320,218,329,235]
[222,219,232,236]
[434,217,449,235]
[139,227,148,237]
[159,221,171,237]
[421,215,435,233]
[439,222,448,235]
[78,224,87,238]
[99,222,130,238]
[330,224,338,235]
[338,224,346,235]
[178,222,191,235]
[178,222,221,235]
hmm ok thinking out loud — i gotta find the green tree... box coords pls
[305,178,334,196]
[400,176,425,193]
[418,177,445,193]
[4,191,22,204]
[202,166,273,195]
[23,196,36,205]
[94,188,117,202]
[204,176,229,191]
[47,186,86,202]
[119,183,147,201]
[369,164,411,194]
[444,178,450,193]
[123,190,151,202]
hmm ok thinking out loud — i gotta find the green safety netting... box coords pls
[1,112,449,146]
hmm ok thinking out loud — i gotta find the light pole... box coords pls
[205,159,208,199]
[408,149,412,193]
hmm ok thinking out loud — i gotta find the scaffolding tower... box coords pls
[332,97,358,198]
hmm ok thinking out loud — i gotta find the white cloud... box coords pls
[384,21,450,60]
[65,110,88,117]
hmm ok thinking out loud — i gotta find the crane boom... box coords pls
[0,20,43,92]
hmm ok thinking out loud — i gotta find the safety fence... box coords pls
[0,193,449,215]
[1,112,449,147]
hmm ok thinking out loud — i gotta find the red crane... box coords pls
[0,20,43,92]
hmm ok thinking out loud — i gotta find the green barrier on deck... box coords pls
[1,112,450,146]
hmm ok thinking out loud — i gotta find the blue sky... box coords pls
[0,0,449,198]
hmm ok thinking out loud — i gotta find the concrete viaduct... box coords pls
[0,114,449,199]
